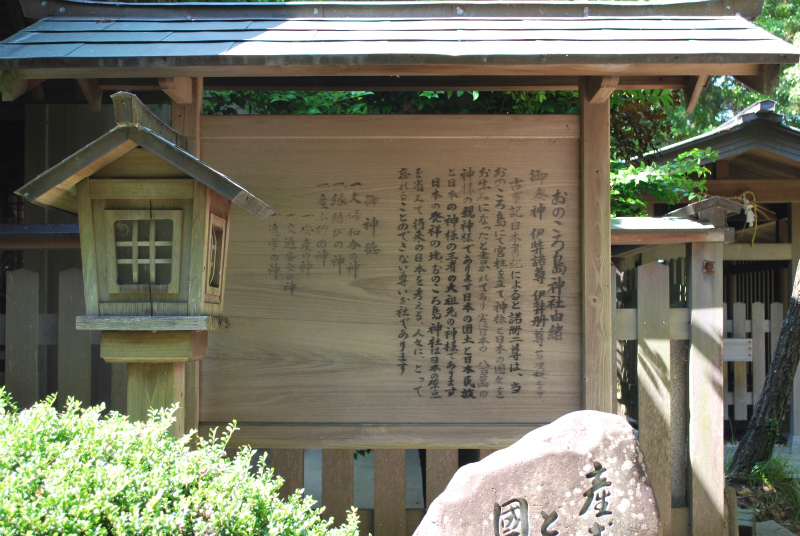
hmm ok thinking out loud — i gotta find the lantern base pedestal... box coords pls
[100,331,207,363]
[99,331,207,437]
[128,362,186,437]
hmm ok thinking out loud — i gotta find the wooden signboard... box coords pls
[199,114,583,448]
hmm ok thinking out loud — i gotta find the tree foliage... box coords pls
[610,148,715,217]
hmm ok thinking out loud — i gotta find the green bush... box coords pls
[0,389,360,536]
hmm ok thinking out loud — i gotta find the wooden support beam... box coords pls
[579,77,613,412]
[0,71,44,102]
[586,76,619,104]
[159,76,194,104]
[686,75,709,114]
[77,78,102,113]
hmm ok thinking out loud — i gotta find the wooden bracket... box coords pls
[159,76,194,104]
[587,76,619,104]
[686,75,709,114]
[0,71,44,102]
[77,78,102,112]
[736,64,782,96]
[111,91,188,148]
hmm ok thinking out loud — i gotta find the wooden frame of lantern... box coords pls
[15,92,275,436]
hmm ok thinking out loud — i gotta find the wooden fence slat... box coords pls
[57,268,91,409]
[374,449,406,536]
[733,302,748,421]
[0,314,57,346]
[479,448,497,460]
[636,262,671,536]
[321,449,354,528]
[751,302,766,401]
[271,448,305,500]
[688,242,724,536]
[405,510,424,536]
[426,449,459,508]
[6,269,40,408]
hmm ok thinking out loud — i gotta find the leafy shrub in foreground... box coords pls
[0,389,359,536]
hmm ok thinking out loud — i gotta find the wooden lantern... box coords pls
[15,93,275,434]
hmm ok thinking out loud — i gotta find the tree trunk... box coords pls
[729,261,800,476]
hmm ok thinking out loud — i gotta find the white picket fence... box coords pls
[723,301,784,423]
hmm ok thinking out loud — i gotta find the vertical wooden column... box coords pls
[579,77,612,412]
[688,242,724,536]
[637,262,671,536]
[172,76,203,434]
[57,268,91,408]
[6,269,40,408]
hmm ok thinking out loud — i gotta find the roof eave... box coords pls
[18,0,768,22]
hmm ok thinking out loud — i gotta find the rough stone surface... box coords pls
[414,411,659,536]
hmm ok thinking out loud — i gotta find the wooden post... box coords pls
[688,241,724,536]
[57,267,91,408]
[6,269,40,408]
[127,362,186,437]
[579,77,612,412]
[171,76,203,435]
[637,262,671,536]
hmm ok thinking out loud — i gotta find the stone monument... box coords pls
[414,410,659,536]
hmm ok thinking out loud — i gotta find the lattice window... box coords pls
[105,209,183,295]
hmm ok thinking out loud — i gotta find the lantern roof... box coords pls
[14,97,276,219]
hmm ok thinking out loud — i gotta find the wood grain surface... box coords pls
[199,115,584,446]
